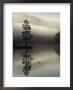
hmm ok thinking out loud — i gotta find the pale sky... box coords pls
[13,13,60,40]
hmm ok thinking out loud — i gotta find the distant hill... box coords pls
[54,32,60,55]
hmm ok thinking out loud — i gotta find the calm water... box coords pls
[13,45,60,77]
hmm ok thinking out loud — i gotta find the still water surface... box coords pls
[13,45,60,77]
